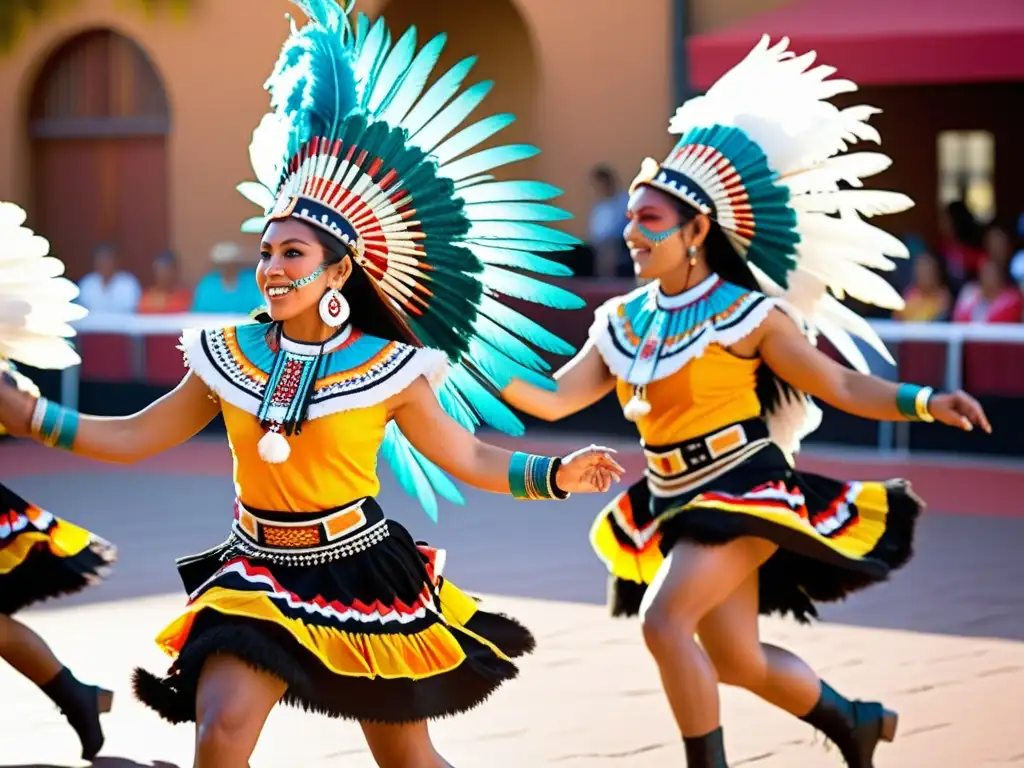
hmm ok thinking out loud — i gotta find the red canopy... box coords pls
[688,0,1024,89]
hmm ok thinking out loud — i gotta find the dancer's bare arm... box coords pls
[390,377,623,494]
[501,339,616,421]
[756,310,990,432]
[0,371,221,463]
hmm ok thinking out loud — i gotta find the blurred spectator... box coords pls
[938,200,986,285]
[191,242,263,314]
[587,165,631,278]
[138,250,193,314]
[952,257,1023,323]
[895,249,952,322]
[1007,213,1024,287]
[77,243,142,314]
[983,224,1013,269]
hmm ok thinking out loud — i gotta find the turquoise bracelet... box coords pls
[895,383,935,422]
[508,451,568,500]
[30,397,80,451]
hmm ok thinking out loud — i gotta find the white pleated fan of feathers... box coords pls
[0,202,87,370]
[669,36,915,455]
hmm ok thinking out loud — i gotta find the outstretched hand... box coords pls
[928,389,991,434]
[555,444,625,494]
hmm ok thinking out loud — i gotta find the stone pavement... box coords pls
[2,442,1023,766]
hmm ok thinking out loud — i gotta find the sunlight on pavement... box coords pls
[2,594,1022,767]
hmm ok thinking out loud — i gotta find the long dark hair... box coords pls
[256,222,422,347]
[668,196,795,416]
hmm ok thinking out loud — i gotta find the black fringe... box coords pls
[0,544,112,615]
[133,610,527,725]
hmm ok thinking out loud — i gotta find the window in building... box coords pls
[937,131,995,223]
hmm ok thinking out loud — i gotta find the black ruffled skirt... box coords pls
[591,442,922,623]
[132,498,534,724]
[0,482,116,615]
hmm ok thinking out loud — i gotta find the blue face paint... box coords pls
[288,262,325,289]
[637,223,681,244]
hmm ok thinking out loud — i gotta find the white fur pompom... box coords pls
[258,429,291,463]
[623,395,651,422]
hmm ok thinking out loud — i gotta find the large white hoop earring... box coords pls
[319,288,350,327]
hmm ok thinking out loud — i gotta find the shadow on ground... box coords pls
[6,760,180,768]
[11,470,1024,643]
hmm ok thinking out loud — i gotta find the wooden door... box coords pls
[28,29,170,281]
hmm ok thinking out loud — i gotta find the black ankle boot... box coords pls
[683,727,728,767]
[800,681,898,768]
[41,667,114,760]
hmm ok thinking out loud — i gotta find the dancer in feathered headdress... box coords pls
[0,202,116,761]
[0,2,623,764]
[503,37,991,767]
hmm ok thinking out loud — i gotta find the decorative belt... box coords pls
[229,497,389,565]
[643,418,771,498]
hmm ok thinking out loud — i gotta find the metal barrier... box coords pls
[62,311,1024,453]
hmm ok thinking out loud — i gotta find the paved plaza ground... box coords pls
[2,437,1022,766]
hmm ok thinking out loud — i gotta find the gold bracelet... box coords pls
[914,386,935,423]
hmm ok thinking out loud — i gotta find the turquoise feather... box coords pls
[465,244,572,277]
[452,174,495,191]
[478,296,575,355]
[378,33,446,127]
[458,180,563,203]
[432,114,516,166]
[467,221,581,246]
[401,56,478,137]
[481,266,584,311]
[441,144,539,181]
[410,81,495,152]
[366,25,417,114]
[242,1,585,521]
[464,202,572,222]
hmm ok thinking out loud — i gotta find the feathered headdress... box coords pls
[236,0,583,519]
[0,202,87,371]
[634,36,914,452]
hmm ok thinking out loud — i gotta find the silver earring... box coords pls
[687,245,699,266]
[318,288,350,327]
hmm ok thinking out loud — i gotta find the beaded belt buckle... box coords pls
[644,423,751,481]
[233,499,367,551]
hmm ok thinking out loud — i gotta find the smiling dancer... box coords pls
[0,201,117,761]
[0,3,623,766]
[502,37,990,767]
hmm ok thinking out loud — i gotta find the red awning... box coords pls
[688,0,1024,89]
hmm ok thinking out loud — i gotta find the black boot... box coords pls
[683,727,729,767]
[800,681,898,768]
[41,667,114,760]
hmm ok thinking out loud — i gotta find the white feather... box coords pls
[0,202,85,370]
[790,189,914,218]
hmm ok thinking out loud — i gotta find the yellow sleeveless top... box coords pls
[180,323,447,513]
[614,345,762,446]
[591,275,775,447]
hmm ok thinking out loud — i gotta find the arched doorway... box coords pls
[377,0,540,180]
[28,29,171,281]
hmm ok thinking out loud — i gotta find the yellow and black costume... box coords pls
[0,479,115,616]
[133,0,583,724]
[588,277,919,622]
[589,35,926,624]
[133,325,534,722]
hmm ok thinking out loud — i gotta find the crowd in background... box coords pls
[73,169,1024,327]
[75,241,262,316]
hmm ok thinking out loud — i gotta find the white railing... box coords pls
[57,313,1024,453]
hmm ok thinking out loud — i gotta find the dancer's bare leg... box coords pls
[361,720,454,768]
[0,614,62,684]
[193,654,286,768]
[697,568,820,714]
